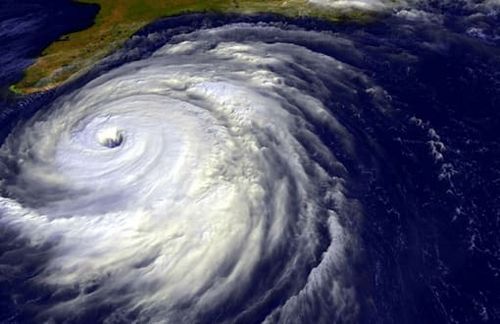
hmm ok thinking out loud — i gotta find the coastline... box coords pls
[10,0,381,95]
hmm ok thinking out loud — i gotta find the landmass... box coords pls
[10,0,383,94]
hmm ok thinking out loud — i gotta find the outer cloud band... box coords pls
[0,23,384,323]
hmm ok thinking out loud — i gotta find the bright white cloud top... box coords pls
[0,23,387,322]
[308,0,390,11]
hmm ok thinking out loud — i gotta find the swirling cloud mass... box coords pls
[2,1,499,321]
[0,23,376,323]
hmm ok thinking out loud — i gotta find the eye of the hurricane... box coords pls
[97,127,124,148]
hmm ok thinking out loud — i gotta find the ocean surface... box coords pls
[0,1,499,323]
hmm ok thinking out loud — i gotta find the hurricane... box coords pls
[0,1,499,323]
[0,22,376,323]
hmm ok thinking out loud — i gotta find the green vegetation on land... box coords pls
[11,0,378,94]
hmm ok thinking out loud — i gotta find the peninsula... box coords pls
[11,0,381,94]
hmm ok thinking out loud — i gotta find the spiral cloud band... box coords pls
[0,22,386,322]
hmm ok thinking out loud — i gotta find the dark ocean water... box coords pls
[0,1,499,323]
